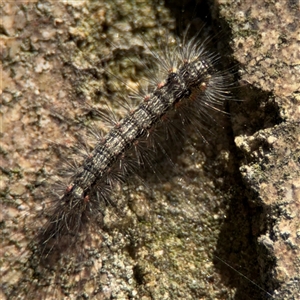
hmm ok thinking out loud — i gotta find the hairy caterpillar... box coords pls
[1,1,274,299]
[36,31,232,258]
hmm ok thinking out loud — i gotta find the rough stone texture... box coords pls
[218,0,300,299]
[1,0,299,300]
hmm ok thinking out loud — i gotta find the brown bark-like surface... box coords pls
[1,0,299,299]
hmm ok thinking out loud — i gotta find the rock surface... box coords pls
[1,0,299,299]
[218,0,300,298]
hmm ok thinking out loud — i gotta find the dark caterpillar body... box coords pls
[0,2,239,295]
[39,36,230,254]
